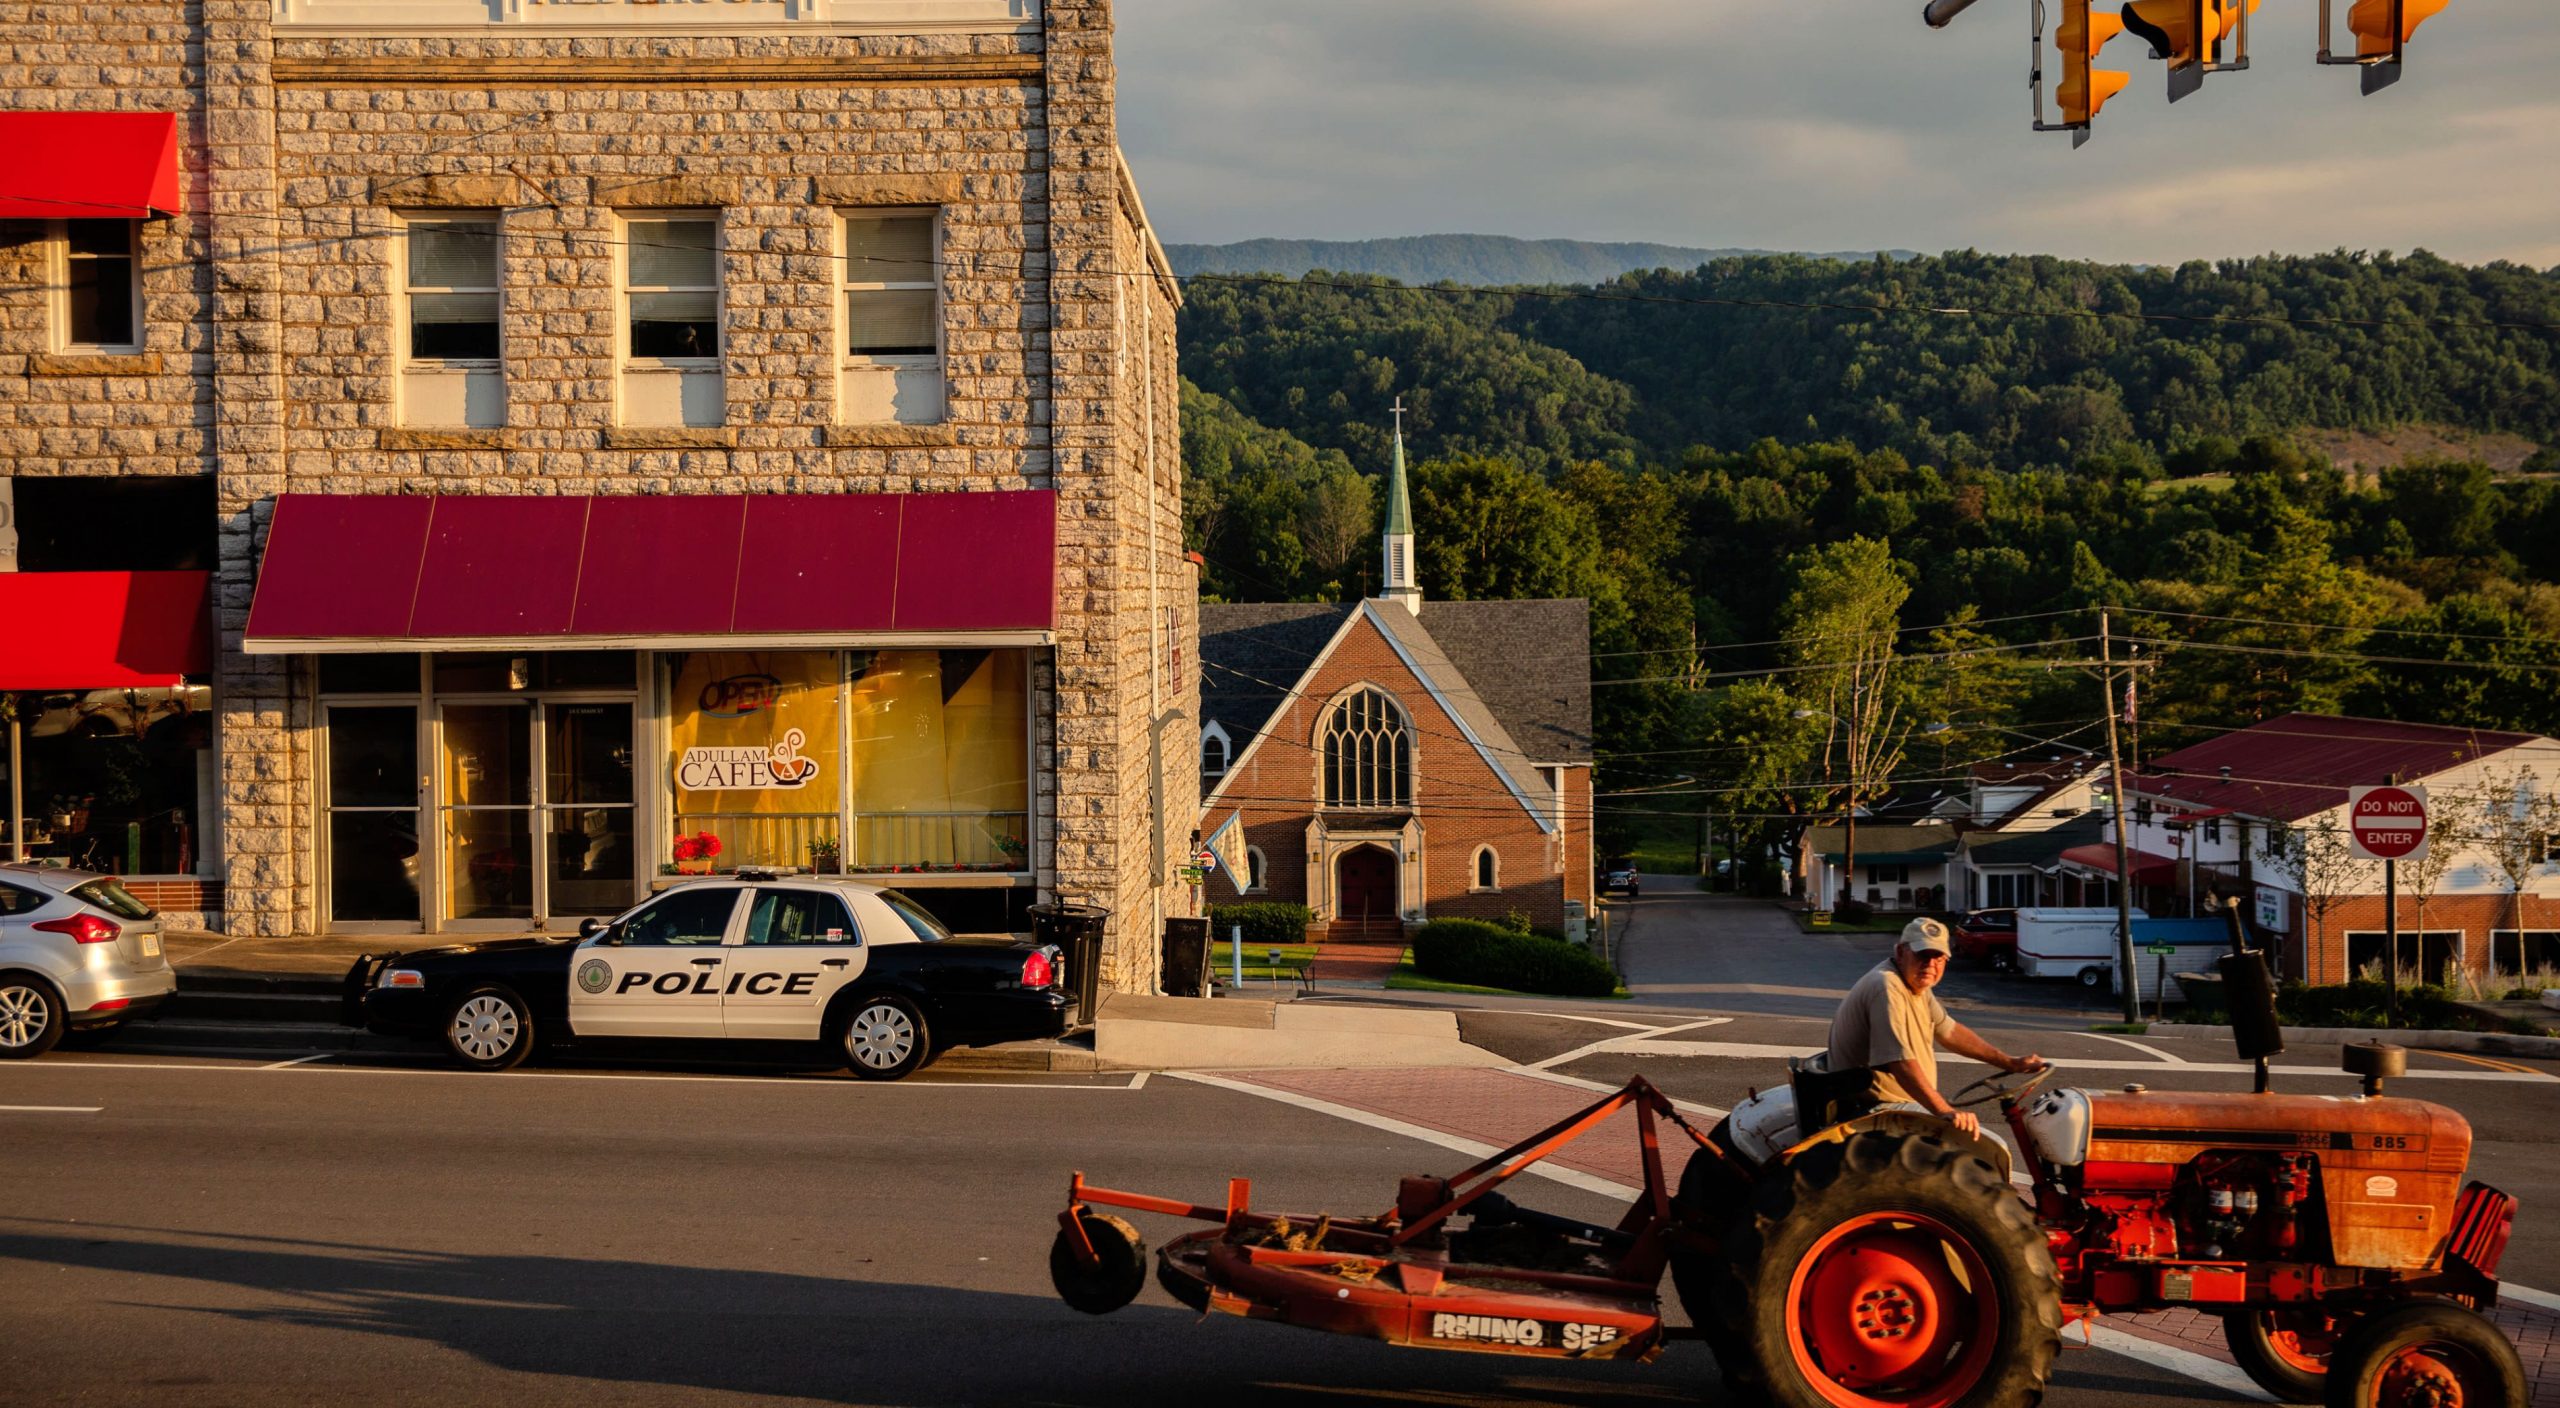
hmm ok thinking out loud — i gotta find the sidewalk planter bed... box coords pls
[1209,902,1316,949]
[2187,979,2549,1035]
[1410,918,1619,998]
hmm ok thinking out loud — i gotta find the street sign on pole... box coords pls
[2346,784,2429,863]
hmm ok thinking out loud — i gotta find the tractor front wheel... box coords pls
[2225,1306,2347,1402]
[1716,1129,2061,1408]
[2324,1300,2524,1408]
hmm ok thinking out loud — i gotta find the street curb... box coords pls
[2147,1022,2560,1059]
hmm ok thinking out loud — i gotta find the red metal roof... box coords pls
[0,571,212,689]
[2058,843,2180,884]
[0,112,182,219]
[243,492,1057,649]
[2136,713,2536,823]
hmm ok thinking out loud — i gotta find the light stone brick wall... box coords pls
[2,0,1195,976]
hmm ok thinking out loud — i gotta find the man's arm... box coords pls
[1941,1019,2046,1075]
[1878,1057,1976,1136]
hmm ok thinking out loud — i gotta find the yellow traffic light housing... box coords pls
[2121,0,2255,100]
[2321,0,2447,91]
[2038,0,2133,143]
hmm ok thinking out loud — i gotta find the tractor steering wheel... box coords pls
[1950,1063,2056,1109]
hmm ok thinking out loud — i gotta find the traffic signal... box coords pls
[2346,0,2449,56]
[2120,0,2205,65]
[2058,0,2133,128]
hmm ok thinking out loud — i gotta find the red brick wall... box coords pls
[1202,608,1582,930]
[2290,891,2560,984]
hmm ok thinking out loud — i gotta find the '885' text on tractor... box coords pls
[1049,917,2527,1407]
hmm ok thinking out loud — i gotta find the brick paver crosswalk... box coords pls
[1230,1064,2560,1406]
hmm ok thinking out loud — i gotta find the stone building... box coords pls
[0,0,1196,990]
[1196,420,1594,938]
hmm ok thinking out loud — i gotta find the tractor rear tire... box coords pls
[1669,1131,1761,1398]
[1714,1129,2062,1408]
[2322,1300,2524,1408]
[2224,1306,2348,1403]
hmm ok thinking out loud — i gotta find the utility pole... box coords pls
[2100,609,2141,1024]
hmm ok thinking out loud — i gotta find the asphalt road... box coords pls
[2,875,2551,1406]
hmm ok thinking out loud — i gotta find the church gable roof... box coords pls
[1413,599,1593,764]
[1198,602,1355,747]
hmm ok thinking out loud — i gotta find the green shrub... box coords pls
[1209,902,1314,949]
[1412,918,1619,998]
[1834,898,1875,924]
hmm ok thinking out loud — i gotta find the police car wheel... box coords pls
[841,995,928,1080]
[444,987,533,1072]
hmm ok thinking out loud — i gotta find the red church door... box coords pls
[1335,845,1397,922]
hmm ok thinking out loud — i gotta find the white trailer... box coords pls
[2013,907,2149,988]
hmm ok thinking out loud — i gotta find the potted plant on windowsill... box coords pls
[671,831,722,875]
[808,836,842,875]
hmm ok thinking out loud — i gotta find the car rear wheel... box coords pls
[0,976,64,1060]
[841,994,929,1081]
[443,986,534,1072]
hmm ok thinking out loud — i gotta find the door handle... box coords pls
[690,957,722,967]
[821,959,851,969]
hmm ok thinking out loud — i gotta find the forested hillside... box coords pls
[1164,235,1911,287]
[1176,251,2560,866]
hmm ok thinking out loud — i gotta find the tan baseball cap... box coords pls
[1899,917,1953,957]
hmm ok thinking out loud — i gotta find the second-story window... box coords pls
[620,214,722,428]
[55,219,140,351]
[400,215,501,427]
[840,209,944,425]
[1321,688,1411,809]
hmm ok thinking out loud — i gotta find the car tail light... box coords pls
[86,998,131,1014]
[33,913,121,945]
[1021,949,1056,989]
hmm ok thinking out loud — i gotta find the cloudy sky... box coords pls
[1114,0,2560,267]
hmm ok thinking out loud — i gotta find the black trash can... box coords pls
[1028,901,1110,1023]
[1160,917,1210,998]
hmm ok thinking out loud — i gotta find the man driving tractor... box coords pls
[1828,917,2047,1137]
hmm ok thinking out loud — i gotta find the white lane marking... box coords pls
[2,1058,1137,1091]
[2083,1033,2187,1065]
[1125,1071,1151,1091]
[2079,1323,2276,1402]
[1167,1071,1638,1202]
[1528,1016,1731,1071]
[0,1105,102,1113]
[260,1054,334,1070]
[1502,1065,1728,1120]
[1615,1040,2555,1084]
[2505,1282,2560,1313]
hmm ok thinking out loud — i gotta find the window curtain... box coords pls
[847,649,1029,871]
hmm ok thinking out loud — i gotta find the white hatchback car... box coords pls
[0,865,176,1058]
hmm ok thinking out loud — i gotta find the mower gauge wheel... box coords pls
[1050,1211,1148,1316]
[1949,1063,2055,1109]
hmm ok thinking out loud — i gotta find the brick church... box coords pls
[1196,417,1594,941]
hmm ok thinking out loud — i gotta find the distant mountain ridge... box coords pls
[1164,235,1916,287]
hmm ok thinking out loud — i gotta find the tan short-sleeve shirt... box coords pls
[1827,960,1955,1106]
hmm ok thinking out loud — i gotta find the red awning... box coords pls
[2058,843,2181,886]
[0,112,182,219]
[0,571,213,689]
[242,492,1058,651]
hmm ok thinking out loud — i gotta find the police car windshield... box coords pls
[879,890,952,943]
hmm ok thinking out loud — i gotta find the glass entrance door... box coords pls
[440,703,533,923]
[544,702,635,919]
[326,705,424,926]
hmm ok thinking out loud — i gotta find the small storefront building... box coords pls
[243,491,1063,938]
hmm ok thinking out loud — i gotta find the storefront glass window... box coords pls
[847,649,1028,873]
[667,651,843,872]
[2,688,214,876]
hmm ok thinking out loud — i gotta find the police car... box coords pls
[343,874,1068,1080]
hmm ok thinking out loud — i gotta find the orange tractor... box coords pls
[1051,927,2526,1407]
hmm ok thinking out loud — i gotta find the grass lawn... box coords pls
[1384,959,1631,1000]
[1210,939,1316,982]
[1787,910,1910,934]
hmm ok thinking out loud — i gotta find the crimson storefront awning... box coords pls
[0,571,213,689]
[242,492,1059,652]
[0,112,182,220]
[2058,843,2181,886]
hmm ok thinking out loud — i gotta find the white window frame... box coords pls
[2487,929,2560,979]
[1472,845,1498,892]
[836,206,946,425]
[2342,929,2464,984]
[393,211,503,427]
[1244,846,1268,894]
[619,211,722,371]
[1199,720,1232,778]
[49,219,142,354]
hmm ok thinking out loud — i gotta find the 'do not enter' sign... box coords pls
[2347,784,2430,863]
